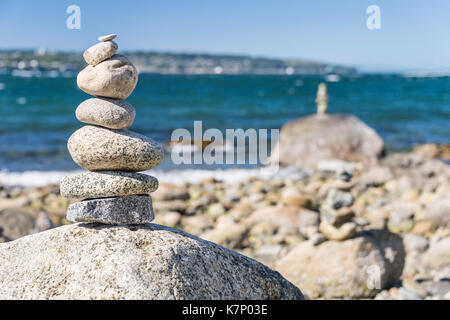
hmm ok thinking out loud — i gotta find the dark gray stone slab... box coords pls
[67,195,154,225]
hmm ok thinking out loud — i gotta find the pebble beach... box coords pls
[1,143,449,299]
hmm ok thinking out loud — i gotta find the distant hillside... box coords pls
[0,49,357,75]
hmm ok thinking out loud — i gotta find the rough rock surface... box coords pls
[83,41,118,66]
[76,98,136,129]
[77,54,138,99]
[68,125,164,171]
[276,229,405,299]
[0,223,304,300]
[271,114,384,168]
[66,195,154,224]
[60,171,158,199]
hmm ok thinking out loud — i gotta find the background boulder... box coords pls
[271,114,384,169]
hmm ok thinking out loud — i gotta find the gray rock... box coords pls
[309,233,327,246]
[270,114,384,169]
[67,195,154,225]
[0,209,53,240]
[426,197,450,228]
[98,34,117,42]
[320,204,354,227]
[396,287,423,300]
[422,237,450,280]
[319,220,357,241]
[68,125,164,172]
[76,97,136,129]
[403,233,429,253]
[60,171,158,199]
[276,229,405,299]
[83,41,118,66]
[77,54,138,99]
[151,183,190,201]
[0,223,304,299]
[326,188,354,209]
[388,201,416,233]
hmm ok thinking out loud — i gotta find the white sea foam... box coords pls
[0,167,312,188]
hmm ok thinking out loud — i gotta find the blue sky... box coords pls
[1,0,450,71]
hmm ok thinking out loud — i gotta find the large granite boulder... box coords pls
[0,223,304,300]
[270,114,384,169]
[275,229,405,299]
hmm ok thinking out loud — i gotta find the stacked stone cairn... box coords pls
[319,184,360,241]
[60,34,164,225]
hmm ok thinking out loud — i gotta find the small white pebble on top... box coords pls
[98,34,117,42]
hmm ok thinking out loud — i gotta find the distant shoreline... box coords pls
[0,49,357,76]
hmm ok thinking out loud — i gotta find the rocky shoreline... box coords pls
[0,145,449,299]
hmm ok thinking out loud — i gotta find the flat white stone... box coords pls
[98,34,117,42]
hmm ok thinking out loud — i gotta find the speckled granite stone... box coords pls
[83,41,118,66]
[68,125,164,171]
[66,195,154,224]
[76,97,136,129]
[60,171,158,199]
[77,54,138,99]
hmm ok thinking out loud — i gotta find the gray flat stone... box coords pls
[68,125,164,172]
[67,195,154,225]
[76,97,136,129]
[60,171,158,199]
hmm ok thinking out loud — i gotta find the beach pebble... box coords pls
[60,171,158,199]
[326,188,354,209]
[76,97,136,129]
[319,220,357,241]
[320,204,355,227]
[66,195,154,225]
[98,34,117,42]
[83,41,118,66]
[68,125,164,172]
[77,55,138,100]
[276,229,405,299]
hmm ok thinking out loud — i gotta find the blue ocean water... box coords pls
[0,73,449,172]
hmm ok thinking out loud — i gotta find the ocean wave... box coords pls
[0,166,311,188]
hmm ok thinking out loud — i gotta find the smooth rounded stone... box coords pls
[269,114,384,169]
[98,34,117,42]
[425,197,450,228]
[68,125,164,171]
[60,171,158,199]
[77,55,138,99]
[421,237,450,280]
[76,97,136,129]
[319,220,357,241]
[66,195,154,225]
[0,223,305,299]
[83,41,118,66]
[276,229,405,299]
[320,205,355,227]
